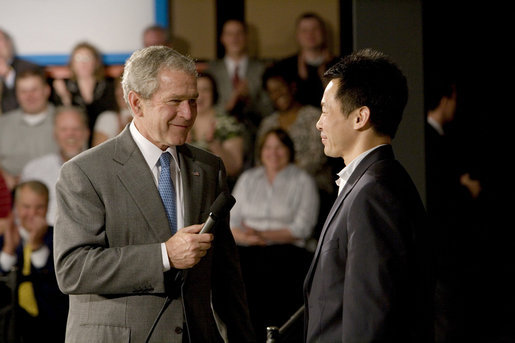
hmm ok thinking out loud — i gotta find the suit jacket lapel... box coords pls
[113,127,171,242]
[304,145,395,291]
[177,145,204,226]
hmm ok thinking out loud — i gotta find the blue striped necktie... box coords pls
[158,152,177,234]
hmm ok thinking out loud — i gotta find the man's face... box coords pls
[220,20,247,56]
[16,76,50,114]
[54,110,90,160]
[296,18,325,51]
[317,79,356,159]
[133,69,198,150]
[15,187,47,230]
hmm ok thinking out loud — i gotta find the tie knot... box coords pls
[159,152,172,168]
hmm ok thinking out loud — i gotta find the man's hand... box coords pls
[25,214,48,251]
[1,214,20,255]
[165,224,213,269]
[0,57,10,79]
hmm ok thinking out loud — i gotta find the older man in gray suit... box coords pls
[54,46,255,343]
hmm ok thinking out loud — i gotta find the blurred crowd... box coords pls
[1,8,505,343]
[1,13,341,342]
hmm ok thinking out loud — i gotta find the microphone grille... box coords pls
[210,192,236,217]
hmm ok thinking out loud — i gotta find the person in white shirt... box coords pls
[231,128,319,341]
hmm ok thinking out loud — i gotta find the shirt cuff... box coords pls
[161,243,171,271]
[31,245,50,269]
[0,251,17,272]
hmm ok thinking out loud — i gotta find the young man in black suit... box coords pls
[304,49,434,342]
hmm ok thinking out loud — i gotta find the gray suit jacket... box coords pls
[54,126,255,342]
[207,58,273,126]
[304,145,434,343]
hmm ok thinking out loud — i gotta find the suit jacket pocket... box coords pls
[75,324,130,343]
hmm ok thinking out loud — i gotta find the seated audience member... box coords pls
[92,77,131,146]
[52,41,117,144]
[230,128,319,340]
[274,12,338,108]
[1,28,43,114]
[207,19,273,169]
[0,181,68,343]
[0,173,11,219]
[258,65,334,195]
[142,25,172,48]
[0,69,58,191]
[188,72,244,187]
[20,106,90,226]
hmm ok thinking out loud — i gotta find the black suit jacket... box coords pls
[304,145,434,343]
[0,227,68,342]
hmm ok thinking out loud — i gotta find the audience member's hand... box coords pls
[165,224,213,269]
[52,79,72,105]
[0,213,12,235]
[231,224,266,246]
[460,173,482,199]
[1,214,19,255]
[1,170,19,190]
[25,214,48,251]
[0,57,9,79]
[226,79,250,112]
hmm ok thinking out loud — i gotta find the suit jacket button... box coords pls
[175,327,183,334]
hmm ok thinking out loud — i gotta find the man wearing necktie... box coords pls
[0,181,68,342]
[54,46,255,343]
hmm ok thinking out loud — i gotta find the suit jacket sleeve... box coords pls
[54,159,166,295]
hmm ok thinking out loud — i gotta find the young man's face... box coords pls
[317,79,357,160]
[220,20,247,56]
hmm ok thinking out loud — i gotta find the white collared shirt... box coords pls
[427,116,444,136]
[0,226,50,272]
[129,121,184,271]
[224,55,248,80]
[336,145,387,195]
[22,110,49,126]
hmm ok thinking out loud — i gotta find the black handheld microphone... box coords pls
[199,191,236,234]
[145,192,236,343]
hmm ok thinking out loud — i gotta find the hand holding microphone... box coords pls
[165,192,236,269]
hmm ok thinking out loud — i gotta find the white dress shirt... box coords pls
[129,121,184,271]
[224,55,248,80]
[336,145,387,195]
[0,226,50,271]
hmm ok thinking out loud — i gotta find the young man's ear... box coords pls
[354,106,371,129]
[128,91,144,117]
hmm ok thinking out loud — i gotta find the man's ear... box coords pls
[128,91,144,117]
[354,106,371,129]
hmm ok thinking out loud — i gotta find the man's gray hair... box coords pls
[121,46,197,109]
